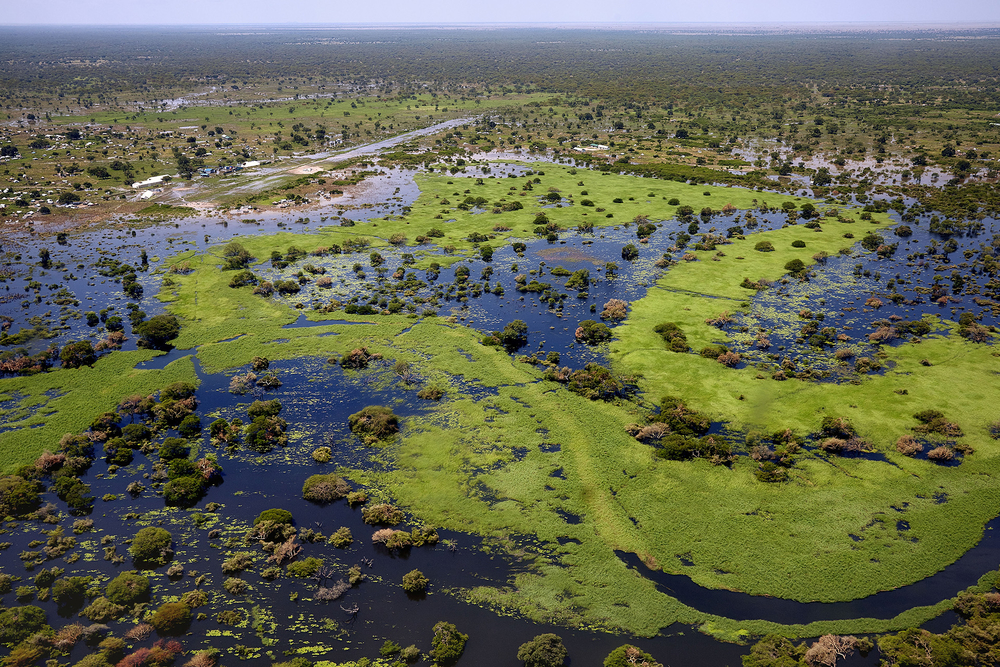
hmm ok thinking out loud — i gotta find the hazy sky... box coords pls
[3,0,1000,25]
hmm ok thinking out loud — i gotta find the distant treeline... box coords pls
[3,27,1000,106]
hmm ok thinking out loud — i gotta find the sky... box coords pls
[3,0,1000,26]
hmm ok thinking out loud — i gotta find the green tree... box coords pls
[129,526,173,567]
[135,314,180,349]
[105,572,150,606]
[61,340,97,369]
[430,621,468,665]
[401,569,429,594]
[517,633,568,667]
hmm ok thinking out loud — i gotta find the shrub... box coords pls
[489,319,529,352]
[254,509,293,526]
[105,572,151,606]
[896,435,923,456]
[221,241,253,270]
[402,569,429,594]
[603,645,662,667]
[927,446,955,461]
[348,405,399,441]
[135,315,180,349]
[129,527,173,567]
[791,240,806,248]
[417,385,444,401]
[575,320,613,344]
[361,503,404,525]
[247,399,282,419]
[149,601,191,635]
[312,446,332,463]
[621,244,639,260]
[653,322,689,352]
[228,270,258,288]
[158,438,190,460]
[286,557,323,578]
[302,474,350,503]
[0,475,43,517]
[754,240,775,252]
[163,476,205,507]
[430,621,468,665]
[784,259,806,274]
[61,341,97,369]
[600,299,629,321]
[50,575,91,606]
[329,527,353,548]
[518,633,568,667]
[244,415,288,452]
[80,596,125,623]
[177,414,202,438]
[0,605,48,645]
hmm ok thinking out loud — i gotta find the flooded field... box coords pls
[2,156,1000,667]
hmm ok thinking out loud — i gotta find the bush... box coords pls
[754,240,775,252]
[149,601,191,635]
[489,319,528,352]
[784,259,806,274]
[61,341,97,369]
[896,435,923,456]
[247,399,282,419]
[329,527,353,548]
[575,320,613,344]
[158,438,190,460]
[430,621,468,665]
[348,405,399,441]
[653,322,689,352]
[254,509,293,526]
[621,244,639,260]
[0,475,42,517]
[604,644,662,667]
[0,605,48,646]
[518,634,568,667]
[129,527,173,566]
[302,474,350,503]
[791,239,806,248]
[286,557,323,578]
[80,596,125,623]
[221,242,253,270]
[402,569,429,593]
[105,572,150,606]
[51,575,91,606]
[417,385,444,401]
[177,414,202,438]
[361,503,404,525]
[163,476,206,507]
[135,315,180,349]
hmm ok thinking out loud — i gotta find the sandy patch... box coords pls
[289,165,324,175]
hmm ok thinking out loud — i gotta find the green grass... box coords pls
[0,352,198,470]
